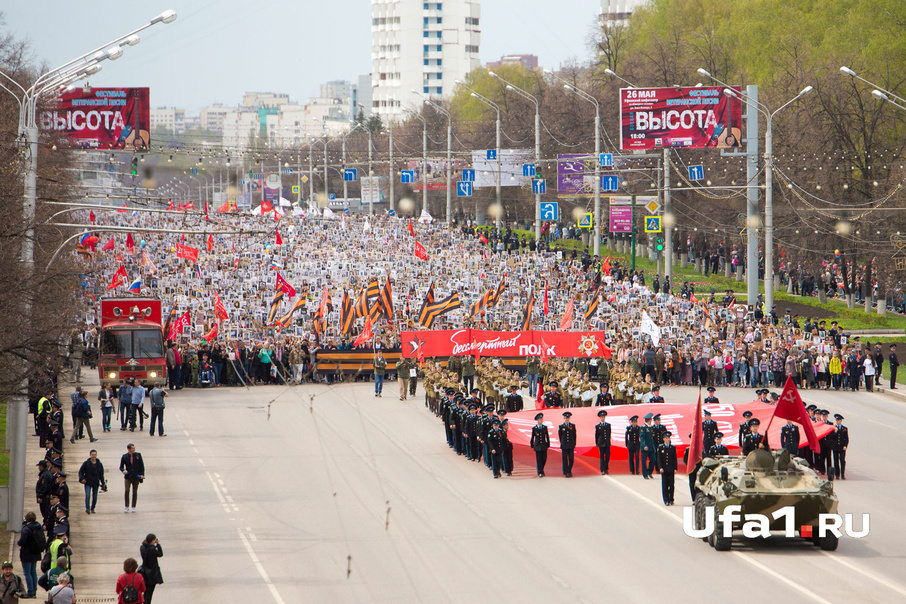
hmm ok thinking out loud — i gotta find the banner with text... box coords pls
[401,329,608,359]
[41,87,150,150]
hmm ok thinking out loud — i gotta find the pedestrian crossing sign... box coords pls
[645,216,662,233]
[578,213,593,228]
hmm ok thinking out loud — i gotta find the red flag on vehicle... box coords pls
[214,292,229,322]
[686,389,704,474]
[275,228,283,246]
[275,272,296,297]
[353,315,374,347]
[175,243,199,262]
[107,265,128,290]
[125,233,135,254]
[768,377,821,453]
[102,237,115,252]
[414,240,428,261]
[206,234,214,252]
[407,218,415,237]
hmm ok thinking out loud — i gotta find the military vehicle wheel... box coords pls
[705,497,718,547]
[713,515,732,551]
[819,533,839,551]
[693,493,709,542]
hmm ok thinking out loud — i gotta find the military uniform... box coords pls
[558,414,577,477]
[657,436,678,505]
[832,417,848,479]
[640,415,655,478]
[595,411,611,474]
[651,416,666,472]
[625,417,641,475]
[543,384,563,408]
[780,422,800,456]
[530,416,550,477]
[709,443,729,456]
[487,422,504,478]
[596,387,613,406]
[701,415,718,457]
[742,430,765,455]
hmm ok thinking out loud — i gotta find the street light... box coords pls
[342,122,366,204]
[546,69,602,256]
[357,103,374,216]
[413,90,452,224]
[489,71,541,240]
[455,79,500,229]
[405,109,429,218]
[603,68,635,89]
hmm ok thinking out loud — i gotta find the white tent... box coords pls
[279,197,293,207]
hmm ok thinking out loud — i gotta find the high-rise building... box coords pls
[371,0,481,118]
[486,54,539,71]
[599,0,647,28]
[199,104,231,132]
[149,107,185,134]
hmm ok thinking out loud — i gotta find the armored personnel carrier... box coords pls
[692,448,839,551]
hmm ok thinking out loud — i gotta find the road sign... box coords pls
[190,167,198,175]
[461,169,475,182]
[540,202,559,221]
[532,179,546,195]
[282,168,294,175]
[456,181,473,197]
[252,173,263,180]
[265,174,280,188]
[329,193,336,200]
[344,168,357,182]
[645,216,662,233]
[401,170,414,183]
[602,175,619,192]
[486,149,497,160]
[522,163,536,177]
[645,199,661,214]
[292,185,300,194]
[688,165,704,181]
[599,153,613,168]
[578,213,593,228]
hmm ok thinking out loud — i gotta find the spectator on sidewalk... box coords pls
[17,511,44,598]
[119,444,145,513]
[78,450,106,514]
[70,390,97,445]
[38,557,70,595]
[98,381,115,432]
[0,560,24,604]
[139,534,163,604]
[117,381,132,431]
[47,572,74,604]
[147,385,166,437]
[69,387,84,441]
[129,379,145,432]
[115,558,145,604]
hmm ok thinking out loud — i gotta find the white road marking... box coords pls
[238,529,285,604]
[188,439,194,445]
[820,551,906,597]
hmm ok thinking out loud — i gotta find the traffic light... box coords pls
[130,156,138,176]
[656,236,664,252]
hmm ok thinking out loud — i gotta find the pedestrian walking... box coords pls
[129,379,145,432]
[70,389,97,445]
[98,381,115,432]
[119,444,145,513]
[530,413,550,477]
[78,450,106,514]
[115,558,145,604]
[118,380,132,431]
[657,431,678,506]
[17,511,44,599]
[147,385,166,437]
[373,351,386,397]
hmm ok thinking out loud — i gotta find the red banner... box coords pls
[620,86,742,150]
[401,330,607,359]
[41,87,150,150]
[175,244,199,262]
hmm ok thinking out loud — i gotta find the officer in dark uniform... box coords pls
[499,412,513,475]
[704,386,719,405]
[505,385,523,412]
[742,418,765,455]
[559,411,577,477]
[657,431,678,506]
[832,414,848,479]
[487,419,504,478]
[818,410,835,477]
[36,460,55,521]
[625,415,641,475]
[595,409,611,475]
[48,421,63,453]
[596,383,613,406]
[651,414,666,472]
[441,389,455,447]
[543,381,563,408]
[530,413,550,477]
[738,411,753,450]
[756,388,770,403]
[451,399,464,455]
[709,432,729,456]
[640,413,655,478]
[468,388,482,409]
[780,419,800,456]
[480,405,495,466]
[463,404,477,460]
[649,385,665,404]
[889,344,899,389]
[702,410,718,457]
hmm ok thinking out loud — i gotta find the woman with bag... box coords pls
[98,381,115,432]
[138,534,163,603]
[115,558,145,604]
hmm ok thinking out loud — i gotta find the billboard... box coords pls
[619,86,742,150]
[556,153,620,198]
[470,149,533,188]
[40,87,150,150]
[361,176,386,205]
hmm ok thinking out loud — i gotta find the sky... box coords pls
[4,0,603,113]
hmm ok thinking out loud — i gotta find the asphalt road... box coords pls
[55,377,906,603]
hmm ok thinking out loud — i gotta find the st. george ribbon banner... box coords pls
[41,87,150,150]
[504,402,836,473]
[401,329,606,359]
[620,86,742,150]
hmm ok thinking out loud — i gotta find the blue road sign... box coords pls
[522,163,536,177]
[578,213,593,228]
[599,154,613,168]
[329,193,336,200]
[645,216,662,233]
[461,169,475,182]
[344,168,357,181]
[540,201,559,221]
[401,170,415,183]
[190,167,198,175]
[456,181,473,197]
[532,179,546,195]
[688,165,704,181]
[282,168,294,175]
[486,149,497,160]
[252,173,263,180]
[602,175,619,192]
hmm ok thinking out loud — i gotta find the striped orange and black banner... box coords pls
[340,290,354,334]
[162,302,178,341]
[417,282,435,327]
[521,290,535,331]
[469,289,492,318]
[266,290,285,324]
[489,275,506,307]
[313,316,324,342]
[423,292,462,329]
[378,277,393,320]
[584,286,602,321]
[277,297,306,327]
[354,286,368,318]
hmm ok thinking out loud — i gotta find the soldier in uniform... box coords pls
[595,409,611,475]
[543,380,563,408]
[832,414,848,479]
[558,411,577,477]
[464,404,479,460]
[709,432,729,456]
[780,418,800,456]
[530,413,550,477]
[499,416,514,476]
[742,418,766,455]
[649,385,665,404]
[702,410,718,457]
[818,410,835,477]
[461,356,475,393]
[625,415,641,475]
[441,388,455,446]
[756,388,770,403]
[704,385,719,406]
[505,385,523,412]
[451,398,464,455]
[525,355,541,397]
[396,357,411,401]
[596,383,613,406]
[657,431,678,506]
[640,413,655,479]
[738,411,753,450]
[487,419,504,478]
[651,413,666,473]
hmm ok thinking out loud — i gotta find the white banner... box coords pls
[471,149,534,188]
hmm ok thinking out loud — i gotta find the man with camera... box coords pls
[119,444,145,513]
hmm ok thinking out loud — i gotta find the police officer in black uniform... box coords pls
[702,409,718,457]
[595,409,611,475]
[499,413,513,476]
[649,385,664,404]
[651,413,666,472]
[596,383,613,406]
[657,431,678,506]
[505,385,523,412]
[889,344,899,389]
[530,413,550,477]
[559,411,577,477]
[742,418,766,455]
[704,385,719,405]
[709,432,729,456]
[738,411,753,449]
[487,419,504,478]
[625,415,641,475]
[780,418,800,456]
[832,414,849,479]
[544,381,563,408]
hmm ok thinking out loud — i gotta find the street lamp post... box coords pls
[413,90,452,224]
[406,110,428,217]
[456,80,500,229]
[489,71,541,241]
[342,123,365,205]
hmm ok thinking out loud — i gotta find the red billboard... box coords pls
[40,87,150,150]
[619,86,742,150]
[401,329,608,359]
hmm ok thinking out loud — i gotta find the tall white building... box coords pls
[199,104,230,132]
[149,107,185,134]
[599,0,648,28]
[371,0,481,118]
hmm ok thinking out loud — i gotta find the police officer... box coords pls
[704,385,719,405]
[505,385,523,412]
[738,410,753,449]
[832,414,848,479]
[818,409,835,476]
[889,344,899,389]
[499,416,514,476]
[441,389,455,447]
[487,419,504,478]
[651,414,666,472]
[596,383,613,406]
[649,385,664,404]
[595,409,611,475]
[657,431,678,506]
[625,415,641,475]
[780,418,800,456]
[709,432,729,456]
[702,409,718,457]
[530,413,550,477]
[742,418,765,455]
[640,413,655,479]
[559,411,577,477]
[544,381,563,408]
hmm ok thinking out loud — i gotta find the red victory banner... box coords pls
[768,377,822,453]
[41,87,150,151]
[275,272,296,298]
[214,292,229,322]
[413,240,428,261]
[175,243,199,262]
[107,265,128,290]
[168,310,191,341]
[401,330,607,359]
[619,86,742,151]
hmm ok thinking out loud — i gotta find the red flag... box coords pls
[168,310,191,341]
[539,336,550,364]
[769,377,821,453]
[479,234,488,244]
[88,210,96,223]
[353,315,374,347]
[101,237,115,252]
[690,293,699,304]
[204,199,209,218]
[206,234,214,252]
[687,389,704,474]
[107,265,128,290]
[414,240,428,261]
[275,272,296,298]
[407,218,415,237]
[275,228,283,246]
[175,243,199,262]
[125,233,135,254]
[214,292,229,322]
[177,201,183,211]
[543,282,549,315]
[559,297,574,330]
[535,381,546,409]
[184,201,195,210]
[601,257,611,275]
[599,341,613,360]
[273,209,281,221]
[318,285,330,319]
[117,203,128,213]
[166,199,175,210]
[260,201,273,213]
[203,321,219,342]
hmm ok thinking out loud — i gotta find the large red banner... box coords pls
[40,87,150,150]
[620,86,742,150]
[401,330,606,359]
[505,402,835,473]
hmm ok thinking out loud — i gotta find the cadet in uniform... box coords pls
[530,413,550,477]
[651,414,666,473]
[742,418,765,455]
[543,381,563,408]
[640,413,655,479]
[505,385,523,412]
[709,432,729,456]
[625,415,641,475]
[818,409,834,476]
[559,411,577,477]
[738,411,753,449]
[657,431,678,506]
[832,414,848,479]
[595,409,611,475]
[596,383,613,406]
[704,385,719,405]
[487,418,504,478]
[780,418,800,456]
[649,385,664,404]
[702,410,718,457]
[441,389,456,446]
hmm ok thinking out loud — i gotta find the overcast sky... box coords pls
[5,0,602,113]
